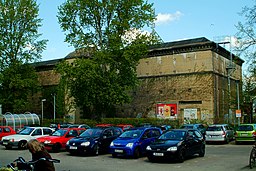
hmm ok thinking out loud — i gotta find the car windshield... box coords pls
[79,129,103,138]
[159,131,185,140]
[180,125,193,129]
[237,125,254,131]
[18,127,34,135]
[51,129,68,136]
[206,126,223,131]
[119,130,143,138]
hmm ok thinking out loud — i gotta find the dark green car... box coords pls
[235,124,256,144]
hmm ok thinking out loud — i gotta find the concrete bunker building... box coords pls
[34,37,244,124]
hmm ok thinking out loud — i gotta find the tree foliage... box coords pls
[57,0,159,118]
[0,0,47,113]
[236,1,256,73]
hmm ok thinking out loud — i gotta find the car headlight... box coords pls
[146,146,152,150]
[167,146,178,151]
[66,141,70,145]
[44,140,51,144]
[110,142,114,147]
[81,141,90,146]
[126,143,133,148]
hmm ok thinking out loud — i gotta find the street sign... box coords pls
[236,109,241,118]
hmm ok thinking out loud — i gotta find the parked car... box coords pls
[1,127,54,149]
[180,124,206,137]
[37,128,86,152]
[146,129,205,163]
[66,127,123,155]
[68,124,90,129]
[96,124,114,127]
[109,127,162,158]
[235,124,256,144]
[205,124,234,143]
[116,124,134,131]
[0,126,16,140]
[158,125,173,133]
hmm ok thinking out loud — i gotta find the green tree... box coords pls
[0,0,47,113]
[57,0,159,119]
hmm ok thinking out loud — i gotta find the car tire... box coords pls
[177,148,185,163]
[93,144,99,156]
[147,156,155,162]
[5,145,11,150]
[52,143,61,153]
[199,145,205,157]
[112,153,117,158]
[133,147,140,159]
[18,140,27,150]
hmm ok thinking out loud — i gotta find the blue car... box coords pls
[66,127,123,155]
[109,127,162,158]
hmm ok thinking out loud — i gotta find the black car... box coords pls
[66,127,123,155]
[146,129,205,163]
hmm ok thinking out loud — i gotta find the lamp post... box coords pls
[53,94,56,123]
[41,99,46,125]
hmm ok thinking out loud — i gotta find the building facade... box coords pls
[34,37,244,124]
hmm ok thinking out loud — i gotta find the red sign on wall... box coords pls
[156,103,177,119]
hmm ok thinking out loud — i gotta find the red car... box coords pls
[37,128,86,152]
[96,124,114,127]
[116,124,134,131]
[0,126,16,140]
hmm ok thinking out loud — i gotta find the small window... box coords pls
[103,129,113,137]
[113,128,122,136]
[152,129,161,137]
[32,129,42,136]
[194,130,202,138]
[69,130,78,137]
[4,127,10,133]
[43,128,53,135]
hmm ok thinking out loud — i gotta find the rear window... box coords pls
[206,126,223,131]
[237,125,254,131]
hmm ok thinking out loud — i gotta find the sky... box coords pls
[37,0,254,62]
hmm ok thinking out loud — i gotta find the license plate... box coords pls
[115,149,123,153]
[70,146,77,150]
[153,152,164,156]
[3,141,8,145]
[241,133,248,136]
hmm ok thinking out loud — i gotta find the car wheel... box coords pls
[5,145,11,150]
[18,141,27,150]
[112,153,117,158]
[225,136,230,144]
[177,148,185,163]
[52,143,61,153]
[93,144,99,156]
[147,156,155,162]
[199,145,205,157]
[133,147,140,159]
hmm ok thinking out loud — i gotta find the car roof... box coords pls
[208,124,228,127]
[129,127,161,131]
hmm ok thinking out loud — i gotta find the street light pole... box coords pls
[41,99,46,125]
[53,94,56,123]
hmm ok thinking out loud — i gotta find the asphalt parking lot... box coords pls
[0,142,254,171]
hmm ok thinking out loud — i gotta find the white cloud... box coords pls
[155,11,183,25]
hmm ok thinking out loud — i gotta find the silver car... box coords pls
[205,124,234,143]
